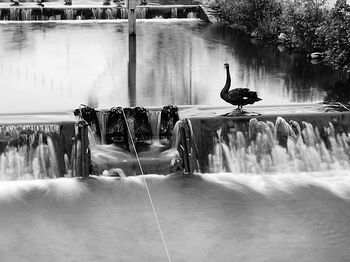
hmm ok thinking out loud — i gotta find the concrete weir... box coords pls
[1,104,350,179]
[177,103,350,174]
[0,4,207,20]
[0,112,86,180]
[74,105,180,176]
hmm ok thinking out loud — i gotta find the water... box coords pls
[0,124,63,180]
[0,173,349,261]
[0,20,341,114]
[209,117,350,174]
[1,15,350,262]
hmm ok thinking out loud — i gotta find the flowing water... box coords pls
[209,117,350,174]
[0,20,342,114]
[0,124,64,180]
[1,17,350,262]
[0,173,349,262]
[0,116,350,261]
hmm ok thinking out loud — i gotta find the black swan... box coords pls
[220,63,261,110]
[10,0,20,6]
[36,0,44,7]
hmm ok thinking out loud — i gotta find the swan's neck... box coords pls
[220,67,231,98]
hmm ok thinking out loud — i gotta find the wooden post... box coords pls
[180,126,191,174]
[75,121,90,178]
[128,35,136,106]
[128,0,136,36]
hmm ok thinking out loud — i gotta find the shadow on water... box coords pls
[324,77,350,104]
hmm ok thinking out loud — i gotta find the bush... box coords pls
[215,0,282,39]
[320,2,350,72]
[281,0,329,53]
[207,0,350,72]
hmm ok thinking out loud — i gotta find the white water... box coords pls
[0,125,62,180]
[209,117,350,174]
[0,172,349,261]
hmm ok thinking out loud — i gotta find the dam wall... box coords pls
[0,4,203,20]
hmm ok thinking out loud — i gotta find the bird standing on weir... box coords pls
[36,0,44,7]
[220,63,262,111]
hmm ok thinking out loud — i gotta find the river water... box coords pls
[0,20,341,114]
[0,172,349,261]
[1,18,350,262]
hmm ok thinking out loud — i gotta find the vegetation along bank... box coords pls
[203,0,350,74]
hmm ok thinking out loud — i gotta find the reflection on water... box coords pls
[324,77,350,104]
[0,20,342,114]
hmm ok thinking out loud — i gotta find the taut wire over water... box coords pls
[91,16,173,261]
[122,108,173,262]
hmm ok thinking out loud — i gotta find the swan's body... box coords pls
[36,0,44,7]
[10,0,20,6]
[220,63,261,110]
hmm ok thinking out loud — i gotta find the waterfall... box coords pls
[0,123,74,180]
[136,7,147,19]
[64,153,72,177]
[64,9,74,20]
[106,9,113,20]
[21,9,32,21]
[96,111,109,144]
[171,8,178,18]
[187,12,196,18]
[9,8,18,21]
[92,8,98,19]
[208,117,350,174]
[0,125,60,180]
[119,7,128,19]
[148,111,161,142]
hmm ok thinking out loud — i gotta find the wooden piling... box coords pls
[128,0,136,35]
[179,126,190,174]
[74,120,90,178]
[128,35,137,106]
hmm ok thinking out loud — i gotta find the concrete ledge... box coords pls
[0,4,201,20]
[184,109,350,173]
[0,111,76,125]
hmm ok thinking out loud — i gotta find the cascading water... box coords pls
[64,9,73,20]
[148,111,162,142]
[119,7,128,19]
[187,11,196,18]
[136,7,147,19]
[0,124,62,180]
[21,9,32,21]
[209,116,350,174]
[106,9,113,19]
[75,105,181,176]
[95,111,109,144]
[171,7,177,18]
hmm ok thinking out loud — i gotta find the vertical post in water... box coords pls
[128,0,136,36]
[179,121,194,175]
[128,35,137,106]
[76,121,90,178]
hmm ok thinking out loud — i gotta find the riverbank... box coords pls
[202,0,350,74]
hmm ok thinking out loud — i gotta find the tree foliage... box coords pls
[282,0,328,53]
[208,0,350,72]
[320,2,350,72]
